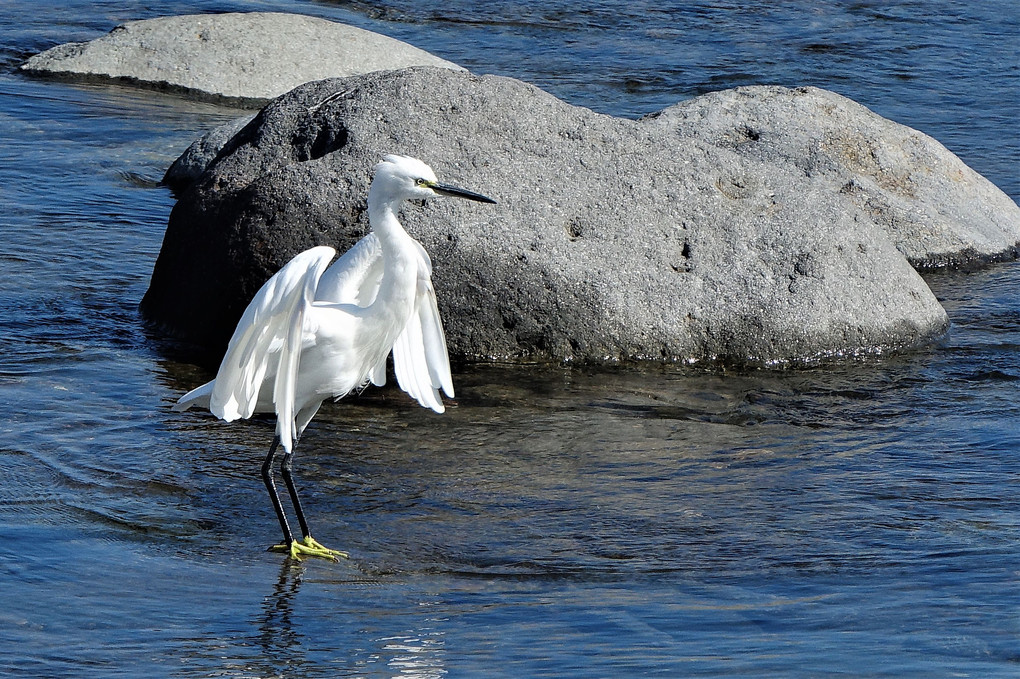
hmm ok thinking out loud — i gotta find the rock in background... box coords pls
[20,12,464,105]
[139,68,1020,365]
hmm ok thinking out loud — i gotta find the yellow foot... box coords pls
[269,535,349,562]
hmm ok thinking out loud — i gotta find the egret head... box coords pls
[373,154,496,205]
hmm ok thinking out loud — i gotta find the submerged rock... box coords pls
[138,68,1020,365]
[20,12,463,105]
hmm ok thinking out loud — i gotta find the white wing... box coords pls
[315,233,390,387]
[315,233,383,306]
[206,246,336,451]
[391,240,454,413]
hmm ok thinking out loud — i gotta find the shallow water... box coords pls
[2,1,1019,677]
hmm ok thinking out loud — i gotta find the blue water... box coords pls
[2,1,1019,677]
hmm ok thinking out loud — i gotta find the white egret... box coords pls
[173,155,495,560]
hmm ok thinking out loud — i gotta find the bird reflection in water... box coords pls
[256,562,304,671]
[255,562,448,677]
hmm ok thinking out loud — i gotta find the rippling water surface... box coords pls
[1,1,1018,677]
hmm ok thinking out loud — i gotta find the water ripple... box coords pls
[2,1,1019,677]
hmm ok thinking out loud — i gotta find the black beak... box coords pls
[433,183,497,204]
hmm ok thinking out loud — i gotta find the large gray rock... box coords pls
[650,86,1020,268]
[138,68,1020,366]
[20,12,463,105]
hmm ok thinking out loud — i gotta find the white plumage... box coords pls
[172,154,494,560]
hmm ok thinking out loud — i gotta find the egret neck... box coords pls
[367,180,420,330]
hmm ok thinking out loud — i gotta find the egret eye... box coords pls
[415,178,427,186]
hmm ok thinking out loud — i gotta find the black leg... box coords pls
[280,450,312,540]
[261,436,295,546]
